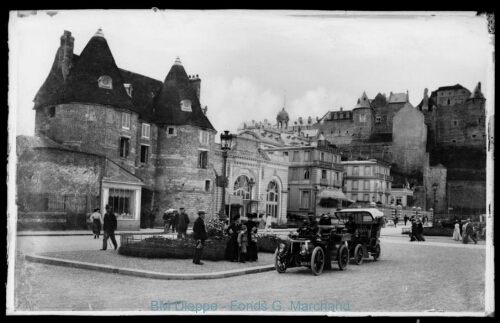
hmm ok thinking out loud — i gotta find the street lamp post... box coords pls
[248,178,255,214]
[432,183,438,226]
[313,185,319,216]
[220,131,234,223]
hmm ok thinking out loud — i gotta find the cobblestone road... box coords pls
[11,235,486,314]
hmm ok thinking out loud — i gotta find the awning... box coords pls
[317,189,353,202]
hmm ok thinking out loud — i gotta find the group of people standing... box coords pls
[225,215,259,263]
[453,218,481,244]
[162,208,191,238]
[89,205,118,250]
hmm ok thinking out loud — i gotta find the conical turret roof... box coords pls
[34,29,139,115]
[354,92,371,109]
[152,57,215,130]
[63,29,137,112]
[470,82,485,99]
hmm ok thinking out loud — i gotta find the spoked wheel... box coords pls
[310,246,325,276]
[337,244,349,270]
[274,248,287,273]
[372,243,381,261]
[354,244,364,265]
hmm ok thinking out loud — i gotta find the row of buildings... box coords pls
[16,29,487,230]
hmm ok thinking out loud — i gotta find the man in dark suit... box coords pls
[193,210,207,265]
[177,207,190,239]
[101,204,118,251]
[463,218,477,244]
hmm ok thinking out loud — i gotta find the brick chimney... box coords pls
[190,74,201,104]
[58,30,74,82]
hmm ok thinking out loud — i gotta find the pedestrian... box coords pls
[403,214,408,226]
[149,208,156,229]
[264,214,273,232]
[237,225,249,263]
[163,210,173,233]
[409,219,420,242]
[89,208,102,239]
[452,220,462,241]
[171,210,179,233]
[192,210,207,265]
[423,214,428,226]
[225,221,240,262]
[246,215,258,262]
[463,219,477,244]
[416,219,425,241]
[101,204,118,251]
[177,207,190,239]
[393,215,399,228]
[458,218,464,236]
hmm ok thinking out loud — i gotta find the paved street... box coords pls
[11,232,487,314]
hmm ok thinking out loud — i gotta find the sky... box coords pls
[9,10,494,139]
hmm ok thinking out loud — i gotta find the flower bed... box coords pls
[119,234,229,261]
[257,234,286,253]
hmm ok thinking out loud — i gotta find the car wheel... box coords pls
[354,244,364,265]
[373,243,381,261]
[274,248,287,273]
[338,244,349,271]
[310,246,325,276]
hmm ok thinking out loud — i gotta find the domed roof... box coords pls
[277,107,290,121]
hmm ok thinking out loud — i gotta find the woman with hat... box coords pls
[452,220,462,241]
[89,208,102,239]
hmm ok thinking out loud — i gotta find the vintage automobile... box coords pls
[334,208,384,265]
[274,217,352,275]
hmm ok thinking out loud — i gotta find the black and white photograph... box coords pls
[6,10,494,316]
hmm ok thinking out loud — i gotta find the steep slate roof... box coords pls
[388,92,407,103]
[354,92,371,109]
[470,82,485,99]
[63,30,139,113]
[371,93,387,109]
[152,58,215,131]
[436,84,466,92]
[34,29,139,116]
[118,68,162,121]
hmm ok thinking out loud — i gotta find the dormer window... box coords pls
[124,83,133,97]
[98,75,113,89]
[180,99,192,112]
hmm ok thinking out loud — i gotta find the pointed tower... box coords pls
[34,29,142,173]
[352,91,374,140]
[152,57,217,219]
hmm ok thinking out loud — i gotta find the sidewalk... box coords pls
[16,227,177,236]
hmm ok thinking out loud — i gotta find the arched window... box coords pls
[233,175,250,199]
[266,181,280,218]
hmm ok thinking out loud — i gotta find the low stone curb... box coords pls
[24,254,275,280]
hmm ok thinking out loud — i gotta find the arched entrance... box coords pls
[265,180,280,219]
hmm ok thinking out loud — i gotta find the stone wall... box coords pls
[153,125,217,224]
[391,104,427,173]
[424,164,447,213]
[447,180,486,211]
[35,103,151,174]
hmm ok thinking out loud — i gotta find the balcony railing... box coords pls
[332,180,342,188]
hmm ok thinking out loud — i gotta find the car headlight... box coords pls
[278,243,285,252]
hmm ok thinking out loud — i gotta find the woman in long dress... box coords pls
[452,221,462,241]
[90,208,102,239]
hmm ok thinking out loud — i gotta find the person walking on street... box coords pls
[393,215,399,228]
[409,219,421,242]
[416,219,425,241]
[177,207,190,239]
[237,225,249,263]
[101,204,118,251]
[149,208,156,229]
[452,220,462,241]
[90,208,102,239]
[403,214,408,226]
[463,219,477,244]
[193,211,207,265]
[171,210,179,233]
